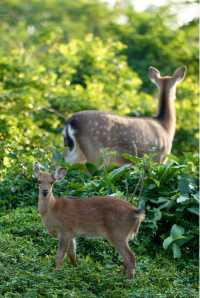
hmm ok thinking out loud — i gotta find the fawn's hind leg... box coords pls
[108,234,136,279]
[56,234,76,270]
[66,238,77,265]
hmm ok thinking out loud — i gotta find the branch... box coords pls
[42,107,66,120]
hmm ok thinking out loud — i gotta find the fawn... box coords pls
[64,66,186,164]
[34,162,145,278]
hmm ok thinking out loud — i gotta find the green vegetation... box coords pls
[0,0,198,297]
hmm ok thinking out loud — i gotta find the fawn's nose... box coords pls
[42,190,49,197]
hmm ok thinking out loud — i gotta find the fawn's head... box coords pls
[33,162,67,198]
[149,66,186,99]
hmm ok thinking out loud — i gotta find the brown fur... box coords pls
[64,66,186,164]
[34,164,145,279]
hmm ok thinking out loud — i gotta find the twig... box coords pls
[42,107,66,120]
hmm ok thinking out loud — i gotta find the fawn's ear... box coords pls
[53,167,67,181]
[33,162,41,178]
[172,66,187,84]
[148,66,161,86]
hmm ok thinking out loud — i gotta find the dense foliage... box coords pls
[0,0,198,297]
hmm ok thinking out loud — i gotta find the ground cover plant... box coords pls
[0,0,199,297]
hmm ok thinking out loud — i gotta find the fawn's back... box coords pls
[47,196,143,238]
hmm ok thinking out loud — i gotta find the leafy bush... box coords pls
[0,0,198,158]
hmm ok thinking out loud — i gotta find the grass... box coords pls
[0,207,198,298]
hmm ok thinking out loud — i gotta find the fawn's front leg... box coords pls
[55,234,70,271]
[48,227,57,236]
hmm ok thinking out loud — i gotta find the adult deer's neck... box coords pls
[156,83,176,137]
[38,193,55,215]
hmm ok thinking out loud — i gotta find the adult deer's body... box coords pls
[34,163,145,279]
[64,66,186,164]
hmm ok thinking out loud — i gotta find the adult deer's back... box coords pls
[64,66,186,164]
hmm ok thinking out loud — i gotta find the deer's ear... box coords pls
[53,167,67,181]
[173,66,187,83]
[33,162,41,178]
[148,66,161,86]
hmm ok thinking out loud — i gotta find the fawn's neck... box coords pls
[156,84,176,137]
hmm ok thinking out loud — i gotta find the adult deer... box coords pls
[34,162,145,278]
[64,66,186,164]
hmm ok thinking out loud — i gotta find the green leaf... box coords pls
[177,195,189,203]
[85,162,99,176]
[163,236,173,249]
[52,150,62,161]
[108,164,130,182]
[159,200,175,210]
[176,235,194,247]
[122,153,140,163]
[178,175,195,195]
[191,192,199,203]
[151,197,168,204]
[187,207,199,216]
[170,224,185,239]
[147,183,156,190]
[172,243,181,258]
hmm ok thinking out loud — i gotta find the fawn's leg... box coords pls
[55,234,70,271]
[108,236,136,279]
[117,241,135,279]
[66,238,77,265]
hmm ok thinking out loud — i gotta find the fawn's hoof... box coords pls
[124,266,135,279]
[55,267,61,272]
[127,269,135,279]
